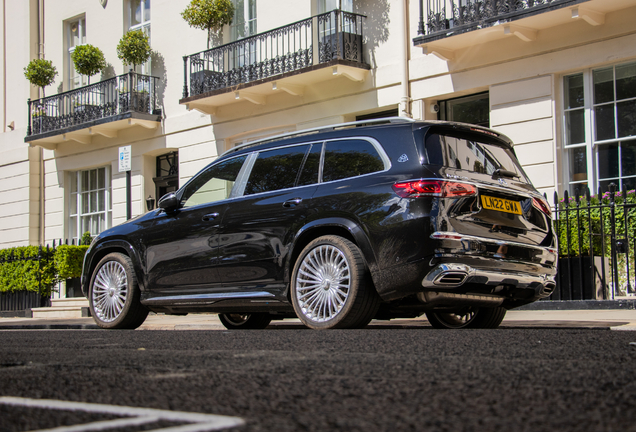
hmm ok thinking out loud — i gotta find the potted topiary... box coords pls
[71,44,106,85]
[181,0,234,50]
[24,58,58,133]
[116,30,152,111]
[24,58,58,98]
[70,44,107,117]
[181,0,234,93]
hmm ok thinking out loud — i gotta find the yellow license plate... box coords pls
[481,195,522,215]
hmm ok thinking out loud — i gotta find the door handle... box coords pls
[202,213,219,221]
[283,198,303,208]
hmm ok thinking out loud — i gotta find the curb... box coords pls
[517,300,636,311]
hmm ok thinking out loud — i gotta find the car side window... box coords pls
[244,145,310,195]
[322,139,385,182]
[180,155,247,208]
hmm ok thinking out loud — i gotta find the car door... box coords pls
[216,143,321,295]
[141,154,248,296]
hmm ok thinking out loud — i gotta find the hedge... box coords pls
[0,244,90,296]
[556,189,636,257]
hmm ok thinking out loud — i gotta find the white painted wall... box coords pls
[2,0,636,249]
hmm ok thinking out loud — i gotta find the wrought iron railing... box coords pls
[418,0,580,38]
[549,184,635,301]
[27,71,160,137]
[182,10,366,98]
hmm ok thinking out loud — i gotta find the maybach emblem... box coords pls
[397,154,409,162]
[498,178,508,186]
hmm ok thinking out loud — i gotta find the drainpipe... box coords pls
[37,0,45,245]
[399,0,411,118]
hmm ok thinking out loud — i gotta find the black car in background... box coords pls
[81,118,557,330]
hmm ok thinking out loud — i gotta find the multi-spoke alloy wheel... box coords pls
[296,244,351,323]
[92,261,128,323]
[89,253,148,329]
[426,306,506,329]
[291,236,380,329]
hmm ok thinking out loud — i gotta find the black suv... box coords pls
[81,118,557,330]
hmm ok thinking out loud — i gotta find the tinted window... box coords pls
[322,139,385,182]
[297,143,322,186]
[244,145,310,195]
[180,155,247,208]
[425,134,528,181]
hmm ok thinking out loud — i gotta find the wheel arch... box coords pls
[284,217,379,296]
[81,239,145,297]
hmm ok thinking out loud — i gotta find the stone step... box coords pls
[31,298,90,319]
[50,298,89,308]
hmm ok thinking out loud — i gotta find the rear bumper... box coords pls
[422,263,556,293]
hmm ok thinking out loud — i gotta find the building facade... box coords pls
[1,0,635,265]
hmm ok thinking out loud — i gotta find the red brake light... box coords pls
[532,196,552,216]
[392,180,477,198]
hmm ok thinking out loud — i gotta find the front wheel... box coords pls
[218,313,272,330]
[425,306,506,329]
[89,252,149,329]
[291,236,380,330]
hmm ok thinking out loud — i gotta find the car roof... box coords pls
[218,117,514,161]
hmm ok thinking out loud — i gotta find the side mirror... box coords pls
[157,192,179,212]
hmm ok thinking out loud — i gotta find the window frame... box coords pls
[66,16,86,90]
[562,60,636,195]
[68,166,112,242]
[126,0,151,75]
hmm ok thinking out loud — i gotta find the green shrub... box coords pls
[181,0,234,49]
[117,30,151,70]
[0,247,56,295]
[23,58,58,98]
[71,44,106,84]
[81,231,93,246]
[557,189,636,257]
[54,245,89,280]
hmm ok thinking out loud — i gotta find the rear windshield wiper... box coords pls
[492,168,520,179]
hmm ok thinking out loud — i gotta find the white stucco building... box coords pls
[2,0,635,263]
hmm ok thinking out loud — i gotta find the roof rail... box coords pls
[220,117,416,158]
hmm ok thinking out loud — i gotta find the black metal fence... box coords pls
[183,9,366,98]
[550,184,635,300]
[27,71,160,137]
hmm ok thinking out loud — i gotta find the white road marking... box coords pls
[0,397,244,432]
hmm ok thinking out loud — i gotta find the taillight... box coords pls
[392,180,477,198]
[532,196,552,217]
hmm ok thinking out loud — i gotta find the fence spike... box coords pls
[553,190,558,208]
[586,187,591,204]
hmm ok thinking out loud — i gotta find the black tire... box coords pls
[425,306,506,329]
[291,235,380,330]
[218,313,272,330]
[88,252,149,329]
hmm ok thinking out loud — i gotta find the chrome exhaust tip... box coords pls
[422,264,470,288]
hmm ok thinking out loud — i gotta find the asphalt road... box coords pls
[1,328,636,432]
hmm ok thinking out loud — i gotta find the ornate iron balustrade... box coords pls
[417,0,582,38]
[183,10,366,98]
[27,71,160,137]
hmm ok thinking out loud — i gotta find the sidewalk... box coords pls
[0,309,635,330]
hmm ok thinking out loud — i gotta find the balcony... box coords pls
[413,0,624,60]
[180,10,370,114]
[26,72,162,149]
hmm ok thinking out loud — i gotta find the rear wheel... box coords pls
[291,235,380,330]
[426,306,506,329]
[89,252,149,329]
[218,313,272,330]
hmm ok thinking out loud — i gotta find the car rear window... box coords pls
[322,139,385,182]
[425,133,528,182]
